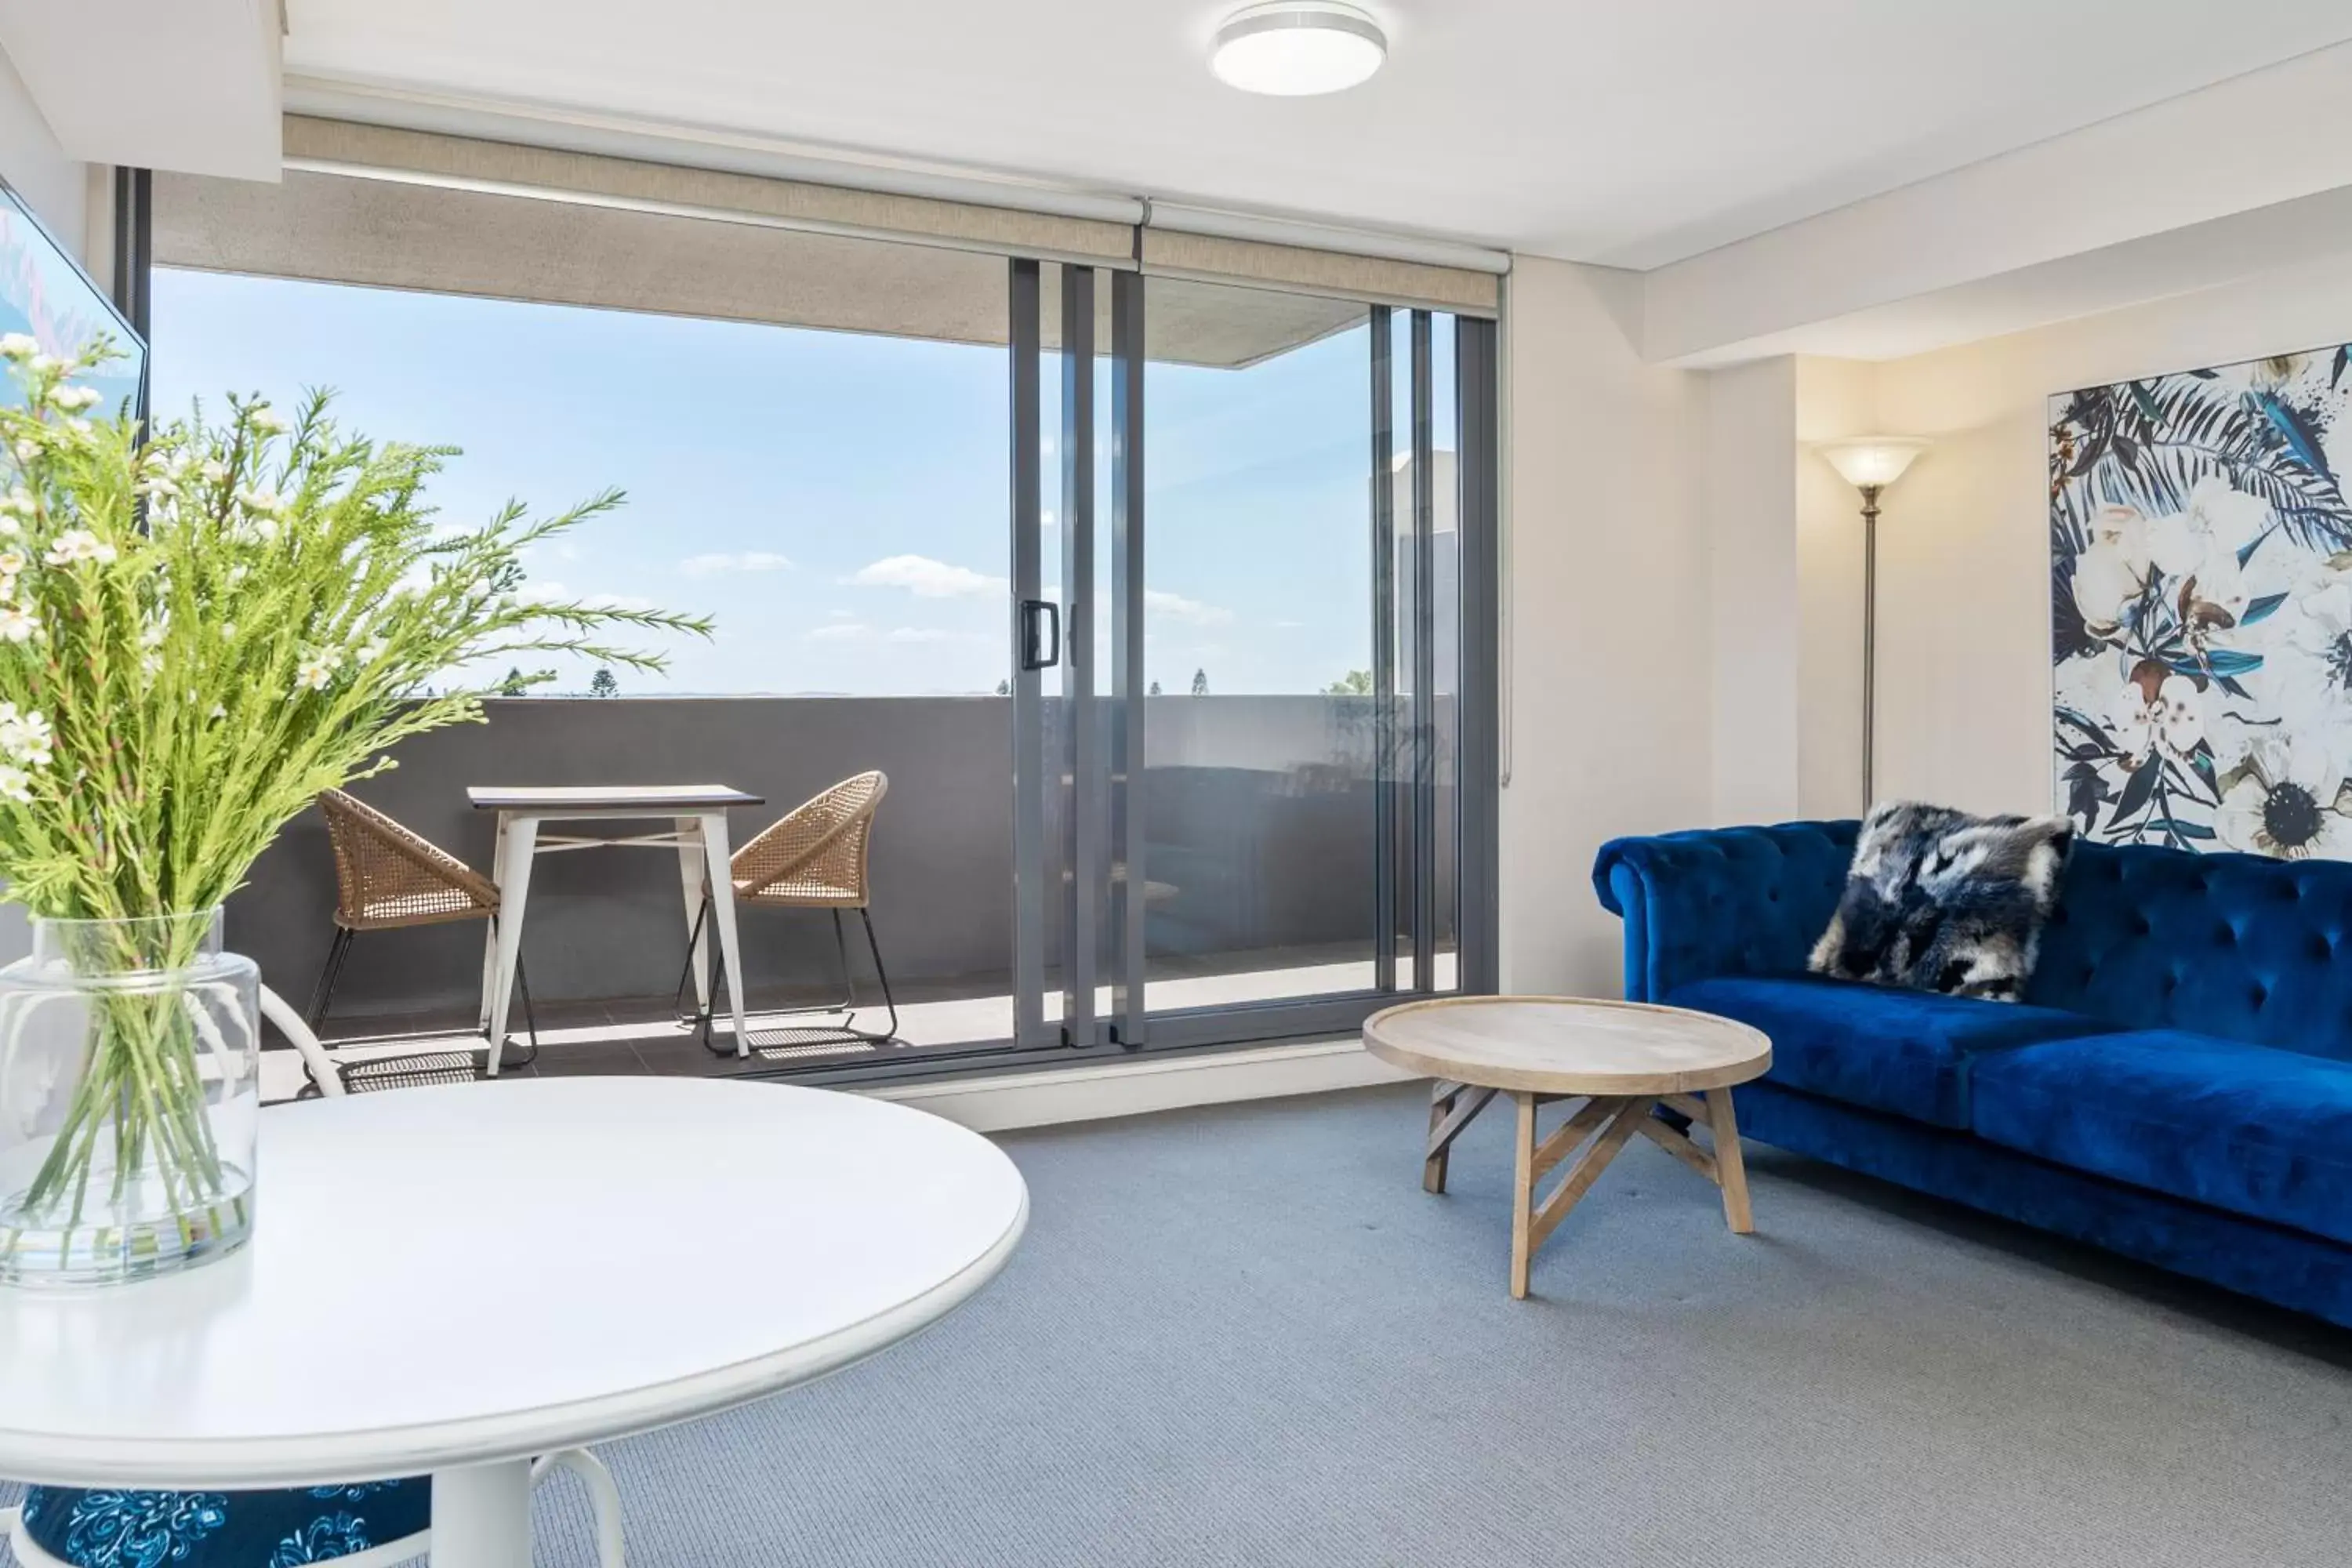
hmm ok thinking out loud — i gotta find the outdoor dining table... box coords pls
[467,784,764,1072]
[0,1077,1030,1568]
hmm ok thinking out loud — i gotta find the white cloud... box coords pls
[585,592,655,612]
[806,622,870,642]
[847,554,1007,599]
[1145,588,1232,626]
[681,550,794,576]
[887,626,953,644]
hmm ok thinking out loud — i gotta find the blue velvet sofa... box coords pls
[1592,820,2352,1328]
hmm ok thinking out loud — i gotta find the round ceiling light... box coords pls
[1211,2,1387,96]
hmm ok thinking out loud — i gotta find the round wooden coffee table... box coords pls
[1363,996,1772,1298]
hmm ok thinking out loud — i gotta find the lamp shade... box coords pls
[1816,437,1929,491]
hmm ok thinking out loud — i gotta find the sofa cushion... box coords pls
[1969,1032,2352,1247]
[1668,975,2114,1128]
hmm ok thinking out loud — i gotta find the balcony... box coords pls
[239,693,1458,1098]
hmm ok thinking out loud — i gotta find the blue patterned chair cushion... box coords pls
[19,1479,429,1567]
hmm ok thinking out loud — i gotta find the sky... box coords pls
[151,267,1453,697]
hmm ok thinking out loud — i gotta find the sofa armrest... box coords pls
[1592,821,1858,1001]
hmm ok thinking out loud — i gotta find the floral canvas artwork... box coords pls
[2052,345,2352,858]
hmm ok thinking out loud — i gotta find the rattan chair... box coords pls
[679,771,897,1047]
[312,789,537,1074]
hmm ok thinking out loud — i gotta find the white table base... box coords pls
[477,808,753,1072]
[434,1460,534,1568]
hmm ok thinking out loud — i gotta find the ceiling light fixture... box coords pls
[1211,2,1387,96]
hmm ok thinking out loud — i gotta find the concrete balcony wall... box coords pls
[229,694,1455,1022]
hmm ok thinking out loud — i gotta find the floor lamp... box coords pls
[1815,437,1929,811]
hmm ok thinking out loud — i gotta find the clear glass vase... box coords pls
[0,909,260,1287]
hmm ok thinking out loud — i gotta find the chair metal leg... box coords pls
[673,896,711,1022]
[506,949,542,1068]
[826,909,856,1014]
[485,914,543,1069]
[307,926,355,1032]
[851,906,900,1043]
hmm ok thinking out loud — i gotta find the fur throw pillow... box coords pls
[1809,801,2074,1002]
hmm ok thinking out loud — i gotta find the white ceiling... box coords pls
[275,0,2352,267]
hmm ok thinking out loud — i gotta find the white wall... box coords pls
[1704,357,1799,823]
[0,43,83,256]
[1857,260,2352,820]
[1500,256,1709,995]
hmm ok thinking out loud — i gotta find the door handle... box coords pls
[1020,598,1062,670]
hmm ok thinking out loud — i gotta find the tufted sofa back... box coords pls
[2027,838,2352,1060]
[1595,818,2352,1063]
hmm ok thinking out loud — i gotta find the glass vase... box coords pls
[0,909,260,1287]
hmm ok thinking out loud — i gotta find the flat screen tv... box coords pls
[0,176,143,423]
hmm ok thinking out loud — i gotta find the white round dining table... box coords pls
[0,1077,1029,1566]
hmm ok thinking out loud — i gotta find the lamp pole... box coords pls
[1860,481,1880,809]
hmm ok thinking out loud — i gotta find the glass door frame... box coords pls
[801,257,1499,1087]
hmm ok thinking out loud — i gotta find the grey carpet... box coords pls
[9,1083,2351,1566]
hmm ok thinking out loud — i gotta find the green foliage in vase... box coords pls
[0,340,711,931]
[0,340,711,1265]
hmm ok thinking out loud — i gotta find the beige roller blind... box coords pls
[281,115,1137,264]
[1139,228,1498,317]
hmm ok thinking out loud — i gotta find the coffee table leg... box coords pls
[434,1459,533,1567]
[1509,1091,1538,1298]
[1705,1087,1754,1234]
[1424,1080,1497,1194]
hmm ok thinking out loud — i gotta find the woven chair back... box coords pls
[318,789,500,931]
[732,771,888,908]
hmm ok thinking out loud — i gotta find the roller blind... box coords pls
[1139,228,1499,317]
[281,115,1137,263]
[156,115,1503,334]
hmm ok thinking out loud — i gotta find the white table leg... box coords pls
[485,816,538,1076]
[433,1459,533,1568]
[676,815,711,1018]
[478,815,512,1033]
[700,811,752,1057]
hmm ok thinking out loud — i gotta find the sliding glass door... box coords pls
[1013,263,1494,1053]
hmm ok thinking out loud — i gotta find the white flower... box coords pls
[10,441,36,465]
[27,354,59,375]
[0,550,29,579]
[248,517,279,543]
[2153,673,2205,758]
[248,405,290,436]
[2104,673,2159,760]
[0,605,34,644]
[0,333,37,360]
[294,648,342,691]
[138,618,165,650]
[0,765,32,804]
[200,460,229,484]
[355,641,385,666]
[0,704,53,769]
[208,703,226,720]
[43,530,114,567]
[45,385,98,413]
[2216,731,2352,858]
[234,485,286,517]
[60,417,88,437]
[0,488,32,518]
[225,564,249,586]
[2071,506,2151,634]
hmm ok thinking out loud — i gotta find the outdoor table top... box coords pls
[466,784,764,812]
